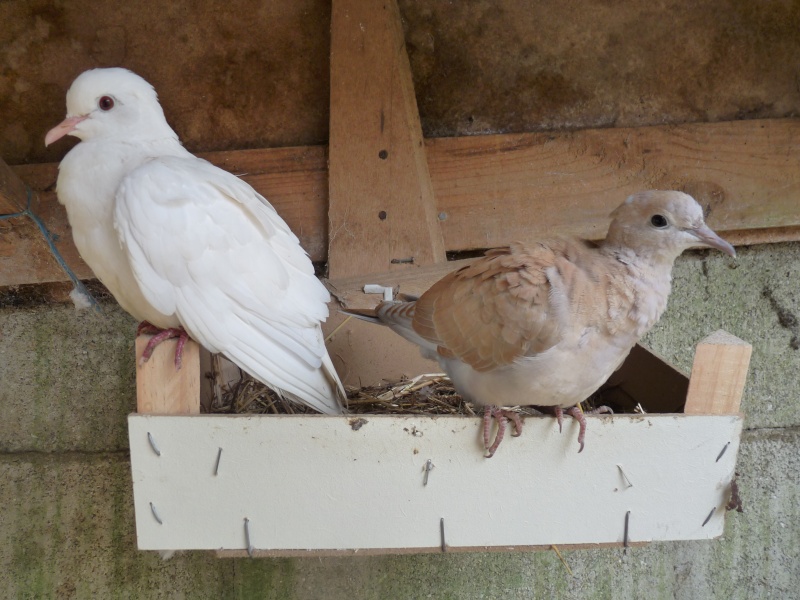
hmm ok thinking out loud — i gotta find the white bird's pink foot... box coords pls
[483,405,523,458]
[137,321,190,369]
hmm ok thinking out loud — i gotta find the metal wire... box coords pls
[1,186,99,310]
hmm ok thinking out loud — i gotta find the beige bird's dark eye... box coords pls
[650,214,668,228]
[98,96,115,111]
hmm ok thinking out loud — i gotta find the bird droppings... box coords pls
[404,426,423,437]
[348,417,368,431]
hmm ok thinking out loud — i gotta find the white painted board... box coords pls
[128,414,742,553]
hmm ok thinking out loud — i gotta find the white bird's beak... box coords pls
[692,224,736,257]
[45,115,87,146]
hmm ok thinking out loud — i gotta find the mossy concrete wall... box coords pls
[1,243,798,599]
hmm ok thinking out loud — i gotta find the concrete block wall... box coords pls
[1,243,798,599]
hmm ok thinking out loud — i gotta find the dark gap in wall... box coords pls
[0,280,113,309]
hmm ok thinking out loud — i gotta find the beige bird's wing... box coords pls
[412,243,566,371]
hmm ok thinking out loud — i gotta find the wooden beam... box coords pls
[327,0,446,279]
[326,257,476,309]
[135,336,201,415]
[4,118,800,287]
[0,155,30,215]
[684,330,752,415]
[427,119,800,251]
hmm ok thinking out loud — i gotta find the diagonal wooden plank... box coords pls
[327,0,446,279]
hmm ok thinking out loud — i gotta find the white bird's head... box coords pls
[45,68,178,146]
[604,190,735,264]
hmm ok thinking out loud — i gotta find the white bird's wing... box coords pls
[113,155,345,414]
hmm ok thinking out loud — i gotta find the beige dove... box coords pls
[345,190,735,456]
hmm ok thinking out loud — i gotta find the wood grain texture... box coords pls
[135,336,201,415]
[327,0,446,279]
[428,119,800,252]
[0,156,30,215]
[684,330,752,415]
[4,118,800,287]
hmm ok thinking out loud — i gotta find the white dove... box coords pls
[45,67,345,415]
[345,191,735,455]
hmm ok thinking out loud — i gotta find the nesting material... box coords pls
[211,372,621,417]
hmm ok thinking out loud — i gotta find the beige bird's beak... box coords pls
[45,115,87,146]
[692,224,736,257]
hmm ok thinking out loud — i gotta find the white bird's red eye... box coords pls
[98,96,115,111]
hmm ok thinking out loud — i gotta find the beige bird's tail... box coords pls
[342,302,439,359]
[340,307,383,325]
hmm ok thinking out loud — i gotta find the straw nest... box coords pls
[208,372,629,417]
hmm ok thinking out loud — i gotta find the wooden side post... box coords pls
[327,0,446,279]
[136,336,201,414]
[684,330,752,414]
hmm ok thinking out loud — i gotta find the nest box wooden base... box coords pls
[128,329,750,555]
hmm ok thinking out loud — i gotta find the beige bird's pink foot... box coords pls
[483,406,523,458]
[137,321,190,370]
[553,405,614,453]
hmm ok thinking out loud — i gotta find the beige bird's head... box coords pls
[45,68,178,147]
[603,190,735,265]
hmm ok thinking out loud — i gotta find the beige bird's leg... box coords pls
[137,321,190,370]
[563,405,614,453]
[483,406,523,458]
[564,406,587,453]
[553,406,565,433]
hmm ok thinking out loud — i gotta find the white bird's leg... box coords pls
[483,406,523,458]
[136,321,160,336]
[137,321,190,370]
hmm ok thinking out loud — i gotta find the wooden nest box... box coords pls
[1,1,771,557]
[126,0,752,557]
[129,329,749,556]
